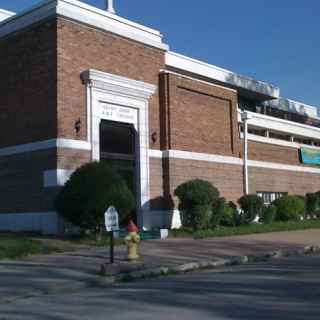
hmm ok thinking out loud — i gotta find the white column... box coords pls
[107,0,116,14]
[241,112,252,195]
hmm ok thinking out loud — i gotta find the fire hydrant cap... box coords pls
[127,220,139,233]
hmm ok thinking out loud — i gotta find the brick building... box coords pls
[0,0,319,234]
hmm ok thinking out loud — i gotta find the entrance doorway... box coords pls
[100,120,137,220]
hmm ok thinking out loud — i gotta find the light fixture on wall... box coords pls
[151,131,158,144]
[75,119,81,134]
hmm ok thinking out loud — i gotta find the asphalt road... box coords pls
[1,255,320,320]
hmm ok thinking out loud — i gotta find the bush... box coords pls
[306,192,320,218]
[261,205,277,224]
[175,180,219,230]
[273,195,305,222]
[238,194,264,224]
[54,162,135,239]
[212,198,237,227]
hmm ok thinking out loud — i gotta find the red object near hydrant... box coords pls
[125,219,141,261]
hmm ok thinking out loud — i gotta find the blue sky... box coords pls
[2,0,320,107]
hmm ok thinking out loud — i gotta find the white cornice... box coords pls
[160,69,237,93]
[238,110,320,140]
[81,69,157,99]
[0,9,15,22]
[0,0,168,51]
[165,51,280,99]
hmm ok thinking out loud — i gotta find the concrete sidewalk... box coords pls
[1,229,320,303]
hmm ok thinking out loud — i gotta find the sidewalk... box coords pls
[1,229,320,303]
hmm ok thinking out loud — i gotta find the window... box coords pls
[248,127,267,137]
[268,131,292,141]
[257,192,287,205]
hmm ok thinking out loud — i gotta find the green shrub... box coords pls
[261,205,277,224]
[238,194,264,224]
[175,180,219,230]
[54,162,135,239]
[273,195,305,222]
[306,192,320,218]
[212,198,237,227]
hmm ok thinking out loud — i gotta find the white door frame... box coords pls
[82,69,156,227]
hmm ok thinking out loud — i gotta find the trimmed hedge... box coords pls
[306,192,320,217]
[213,198,237,227]
[273,195,305,221]
[54,161,135,237]
[175,179,219,230]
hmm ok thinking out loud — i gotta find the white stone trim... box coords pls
[0,0,168,51]
[238,110,320,140]
[160,69,237,93]
[241,132,320,151]
[0,139,91,157]
[82,69,156,228]
[148,149,164,158]
[248,160,320,174]
[149,149,320,174]
[44,169,73,187]
[162,149,243,166]
[81,69,156,99]
[165,51,280,99]
[0,212,60,235]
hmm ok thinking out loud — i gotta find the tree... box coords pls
[55,161,135,239]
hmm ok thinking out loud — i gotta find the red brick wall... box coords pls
[249,167,320,196]
[0,150,58,213]
[167,158,244,206]
[57,148,91,171]
[248,141,301,165]
[161,73,240,156]
[0,18,57,148]
[57,17,165,149]
[149,158,166,209]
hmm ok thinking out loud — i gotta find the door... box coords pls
[99,120,137,220]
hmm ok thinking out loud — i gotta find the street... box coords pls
[1,254,319,320]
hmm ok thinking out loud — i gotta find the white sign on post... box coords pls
[105,206,119,232]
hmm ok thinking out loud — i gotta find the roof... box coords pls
[0,8,15,22]
[0,0,168,51]
[165,51,280,101]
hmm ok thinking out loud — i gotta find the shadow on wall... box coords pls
[142,196,182,230]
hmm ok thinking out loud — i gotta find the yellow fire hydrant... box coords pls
[125,220,141,261]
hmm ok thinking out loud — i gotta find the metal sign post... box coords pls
[110,230,114,264]
[104,206,119,264]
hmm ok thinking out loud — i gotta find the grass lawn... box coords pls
[0,234,61,260]
[169,219,320,239]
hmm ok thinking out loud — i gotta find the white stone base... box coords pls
[0,212,61,235]
[0,210,183,235]
[143,209,182,230]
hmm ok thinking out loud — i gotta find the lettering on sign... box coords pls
[105,206,119,232]
[101,104,137,124]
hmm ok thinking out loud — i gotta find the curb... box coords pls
[112,245,320,282]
